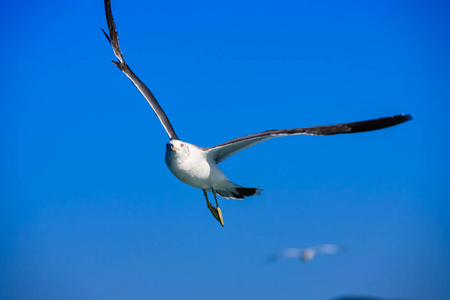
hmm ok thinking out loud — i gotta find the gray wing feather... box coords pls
[103,0,179,141]
[207,114,412,163]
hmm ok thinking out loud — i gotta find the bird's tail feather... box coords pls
[216,181,262,199]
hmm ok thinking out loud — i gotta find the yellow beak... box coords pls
[170,145,179,151]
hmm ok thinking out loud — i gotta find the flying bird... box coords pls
[102,0,412,227]
[267,244,341,263]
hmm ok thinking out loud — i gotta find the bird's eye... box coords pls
[180,143,184,148]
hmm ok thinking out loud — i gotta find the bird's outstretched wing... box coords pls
[206,114,412,163]
[102,0,179,140]
[267,248,304,263]
[310,244,340,255]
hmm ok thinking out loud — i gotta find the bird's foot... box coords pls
[207,203,224,227]
[207,202,220,219]
[216,207,224,227]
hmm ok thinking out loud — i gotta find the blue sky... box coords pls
[1,0,449,299]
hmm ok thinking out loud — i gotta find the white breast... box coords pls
[165,142,227,190]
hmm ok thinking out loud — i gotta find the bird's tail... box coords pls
[216,181,262,199]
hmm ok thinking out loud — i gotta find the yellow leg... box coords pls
[203,189,220,223]
[213,190,224,227]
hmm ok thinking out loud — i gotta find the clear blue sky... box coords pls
[1,0,449,299]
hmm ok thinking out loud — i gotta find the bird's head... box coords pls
[300,249,315,262]
[165,140,190,161]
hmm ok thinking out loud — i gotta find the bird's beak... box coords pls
[170,145,179,151]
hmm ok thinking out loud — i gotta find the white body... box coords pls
[165,140,228,191]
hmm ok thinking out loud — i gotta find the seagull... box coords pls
[267,244,341,263]
[102,0,412,227]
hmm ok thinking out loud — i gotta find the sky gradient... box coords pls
[1,0,449,299]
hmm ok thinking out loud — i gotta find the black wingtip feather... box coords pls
[348,114,412,134]
[101,28,111,44]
